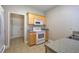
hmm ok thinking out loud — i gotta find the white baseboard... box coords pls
[11,36,24,39]
[5,45,9,49]
[2,45,5,53]
[24,41,27,44]
[0,45,5,53]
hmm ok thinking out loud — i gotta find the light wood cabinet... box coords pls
[38,15,46,25]
[28,31,48,46]
[28,32,36,46]
[27,13,46,25]
[27,12,48,46]
[27,13,36,24]
[45,30,48,42]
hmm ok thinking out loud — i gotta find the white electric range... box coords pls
[33,27,45,44]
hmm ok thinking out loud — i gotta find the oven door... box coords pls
[36,31,45,44]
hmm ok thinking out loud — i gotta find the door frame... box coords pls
[8,12,27,48]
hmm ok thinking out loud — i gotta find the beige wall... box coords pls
[2,5,45,47]
[46,6,79,41]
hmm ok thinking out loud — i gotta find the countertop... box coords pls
[28,29,48,32]
[45,38,79,53]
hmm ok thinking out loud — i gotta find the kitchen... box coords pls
[2,5,79,53]
[1,0,79,59]
[27,12,48,46]
[1,5,51,53]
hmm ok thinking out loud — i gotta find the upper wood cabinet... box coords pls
[27,13,46,25]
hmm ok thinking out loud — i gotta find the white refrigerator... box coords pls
[0,6,5,53]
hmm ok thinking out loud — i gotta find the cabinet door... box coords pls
[34,15,46,25]
[28,13,46,25]
[28,32,36,46]
[45,30,48,42]
[39,16,46,25]
[28,13,36,24]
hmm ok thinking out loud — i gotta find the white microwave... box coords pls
[34,19,43,25]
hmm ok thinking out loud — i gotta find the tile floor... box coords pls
[5,37,45,53]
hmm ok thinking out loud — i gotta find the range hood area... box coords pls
[27,12,48,46]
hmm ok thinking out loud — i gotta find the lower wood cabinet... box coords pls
[28,32,36,46]
[27,30,48,46]
[45,30,48,42]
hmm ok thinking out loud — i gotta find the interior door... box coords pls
[10,14,24,39]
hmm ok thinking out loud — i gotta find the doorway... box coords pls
[9,13,25,47]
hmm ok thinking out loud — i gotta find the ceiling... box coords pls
[2,5,56,13]
[27,5,56,12]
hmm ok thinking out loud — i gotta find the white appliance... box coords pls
[33,19,45,44]
[33,27,45,44]
[36,31,45,44]
[34,19,43,25]
[33,27,41,32]
[0,6,5,53]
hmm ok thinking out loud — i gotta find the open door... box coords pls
[8,12,27,48]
